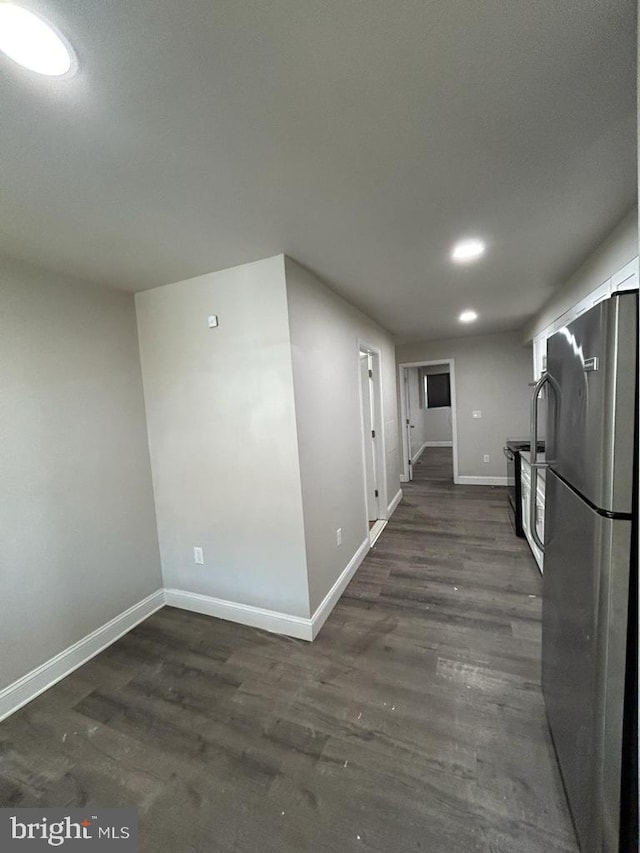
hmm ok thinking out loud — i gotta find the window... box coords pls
[425,372,451,408]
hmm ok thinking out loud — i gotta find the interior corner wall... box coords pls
[284,257,401,614]
[523,207,638,341]
[0,259,162,692]
[135,254,311,618]
[396,331,531,479]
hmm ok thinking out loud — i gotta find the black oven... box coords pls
[504,439,544,537]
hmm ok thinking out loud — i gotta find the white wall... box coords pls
[285,258,401,613]
[397,332,531,479]
[424,408,452,443]
[524,208,638,341]
[136,255,311,618]
[0,259,162,691]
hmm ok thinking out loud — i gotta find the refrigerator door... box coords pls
[542,470,631,853]
[545,292,637,514]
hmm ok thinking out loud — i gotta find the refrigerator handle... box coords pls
[529,371,550,552]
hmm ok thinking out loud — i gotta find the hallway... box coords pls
[412,446,454,482]
[0,477,577,853]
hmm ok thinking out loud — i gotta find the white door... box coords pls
[360,353,379,521]
[403,369,414,481]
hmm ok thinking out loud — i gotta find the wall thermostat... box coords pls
[208,315,218,328]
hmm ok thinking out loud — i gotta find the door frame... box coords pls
[359,350,379,523]
[357,341,389,539]
[398,358,459,484]
[401,367,414,481]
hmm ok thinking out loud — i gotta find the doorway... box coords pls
[399,359,459,484]
[358,345,387,545]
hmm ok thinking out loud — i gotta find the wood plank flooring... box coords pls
[413,446,454,482]
[0,452,578,852]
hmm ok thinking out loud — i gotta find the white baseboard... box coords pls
[0,532,383,722]
[0,589,165,723]
[167,535,372,644]
[387,488,403,517]
[424,441,453,447]
[455,475,508,486]
[411,442,427,465]
[164,588,314,641]
[369,519,387,547]
[309,537,370,639]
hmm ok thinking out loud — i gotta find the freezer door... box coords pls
[545,292,637,514]
[542,471,631,853]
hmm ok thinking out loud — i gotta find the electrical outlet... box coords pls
[193,546,204,565]
[336,528,342,547]
[483,454,491,463]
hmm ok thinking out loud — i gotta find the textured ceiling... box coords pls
[0,0,636,340]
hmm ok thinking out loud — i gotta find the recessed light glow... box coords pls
[459,310,478,323]
[451,238,486,264]
[0,4,73,76]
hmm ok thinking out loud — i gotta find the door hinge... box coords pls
[408,459,412,466]
[374,489,379,498]
[406,418,410,425]
[368,369,373,378]
[371,429,375,438]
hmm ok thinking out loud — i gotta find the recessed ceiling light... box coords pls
[459,310,478,323]
[0,4,74,76]
[451,238,486,264]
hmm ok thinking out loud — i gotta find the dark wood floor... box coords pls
[0,452,578,852]
[413,446,454,481]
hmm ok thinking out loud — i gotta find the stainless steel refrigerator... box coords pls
[530,291,638,853]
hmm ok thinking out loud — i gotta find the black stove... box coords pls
[504,438,545,537]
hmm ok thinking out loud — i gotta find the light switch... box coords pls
[472,410,482,419]
[208,315,218,328]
